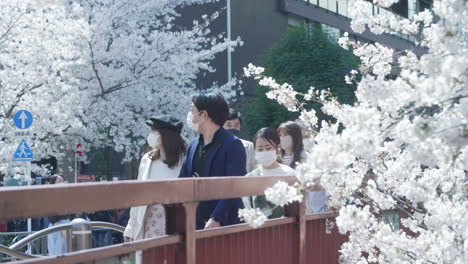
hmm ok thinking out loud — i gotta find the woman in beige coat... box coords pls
[124,115,186,263]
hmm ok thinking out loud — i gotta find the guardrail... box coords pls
[0,231,43,262]
[0,221,125,261]
[0,176,346,264]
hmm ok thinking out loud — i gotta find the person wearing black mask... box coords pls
[223,108,256,173]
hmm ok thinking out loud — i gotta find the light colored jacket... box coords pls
[280,151,328,214]
[241,139,256,173]
[124,153,181,240]
[241,164,297,218]
[47,219,70,255]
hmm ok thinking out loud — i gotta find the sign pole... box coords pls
[75,144,85,183]
[227,0,232,82]
[12,110,34,253]
[74,152,78,183]
[27,161,32,253]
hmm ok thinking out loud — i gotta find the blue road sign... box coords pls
[13,110,33,130]
[13,139,34,161]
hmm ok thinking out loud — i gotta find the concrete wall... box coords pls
[176,1,228,90]
[177,0,289,96]
[231,0,289,96]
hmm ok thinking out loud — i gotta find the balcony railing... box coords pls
[281,0,428,55]
[302,0,420,41]
[308,0,422,42]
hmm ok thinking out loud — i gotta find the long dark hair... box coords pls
[278,121,304,168]
[148,127,186,168]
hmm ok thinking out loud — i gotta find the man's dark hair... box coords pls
[192,92,229,126]
[227,108,242,123]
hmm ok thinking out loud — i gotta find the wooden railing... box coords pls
[0,176,347,264]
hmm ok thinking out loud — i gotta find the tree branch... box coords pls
[88,41,106,97]
[5,83,43,119]
[0,11,24,46]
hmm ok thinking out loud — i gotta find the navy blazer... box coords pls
[179,128,246,228]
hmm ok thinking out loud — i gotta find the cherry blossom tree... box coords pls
[0,0,241,179]
[240,0,467,263]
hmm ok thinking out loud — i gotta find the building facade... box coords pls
[185,0,432,98]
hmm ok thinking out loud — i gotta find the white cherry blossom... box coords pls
[0,0,241,179]
[243,1,468,263]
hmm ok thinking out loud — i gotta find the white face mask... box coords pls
[255,150,277,167]
[186,111,204,131]
[280,135,294,150]
[147,133,160,148]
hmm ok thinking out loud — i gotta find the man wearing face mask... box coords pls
[179,93,247,230]
[223,109,256,173]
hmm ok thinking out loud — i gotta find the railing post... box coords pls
[285,201,306,264]
[166,202,198,264]
[70,218,93,253]
[66,227,73,253]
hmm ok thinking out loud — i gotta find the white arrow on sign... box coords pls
[19,111,28,129]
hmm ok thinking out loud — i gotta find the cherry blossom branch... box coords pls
[0,10,24,46]
[4,83,44,119]
[89,41,106,96]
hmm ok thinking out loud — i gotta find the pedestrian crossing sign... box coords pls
[13,139,34,161]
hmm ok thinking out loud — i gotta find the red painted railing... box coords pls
[0,176,347,264]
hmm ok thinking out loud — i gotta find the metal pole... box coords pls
[227,0,232,82]
[66,227,73,253]
[26,161,32,254]
[74,152,77,183]
[70,218,92,252]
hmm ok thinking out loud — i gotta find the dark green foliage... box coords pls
[244,25,359,136]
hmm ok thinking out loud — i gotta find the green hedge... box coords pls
[245,25,359,136]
